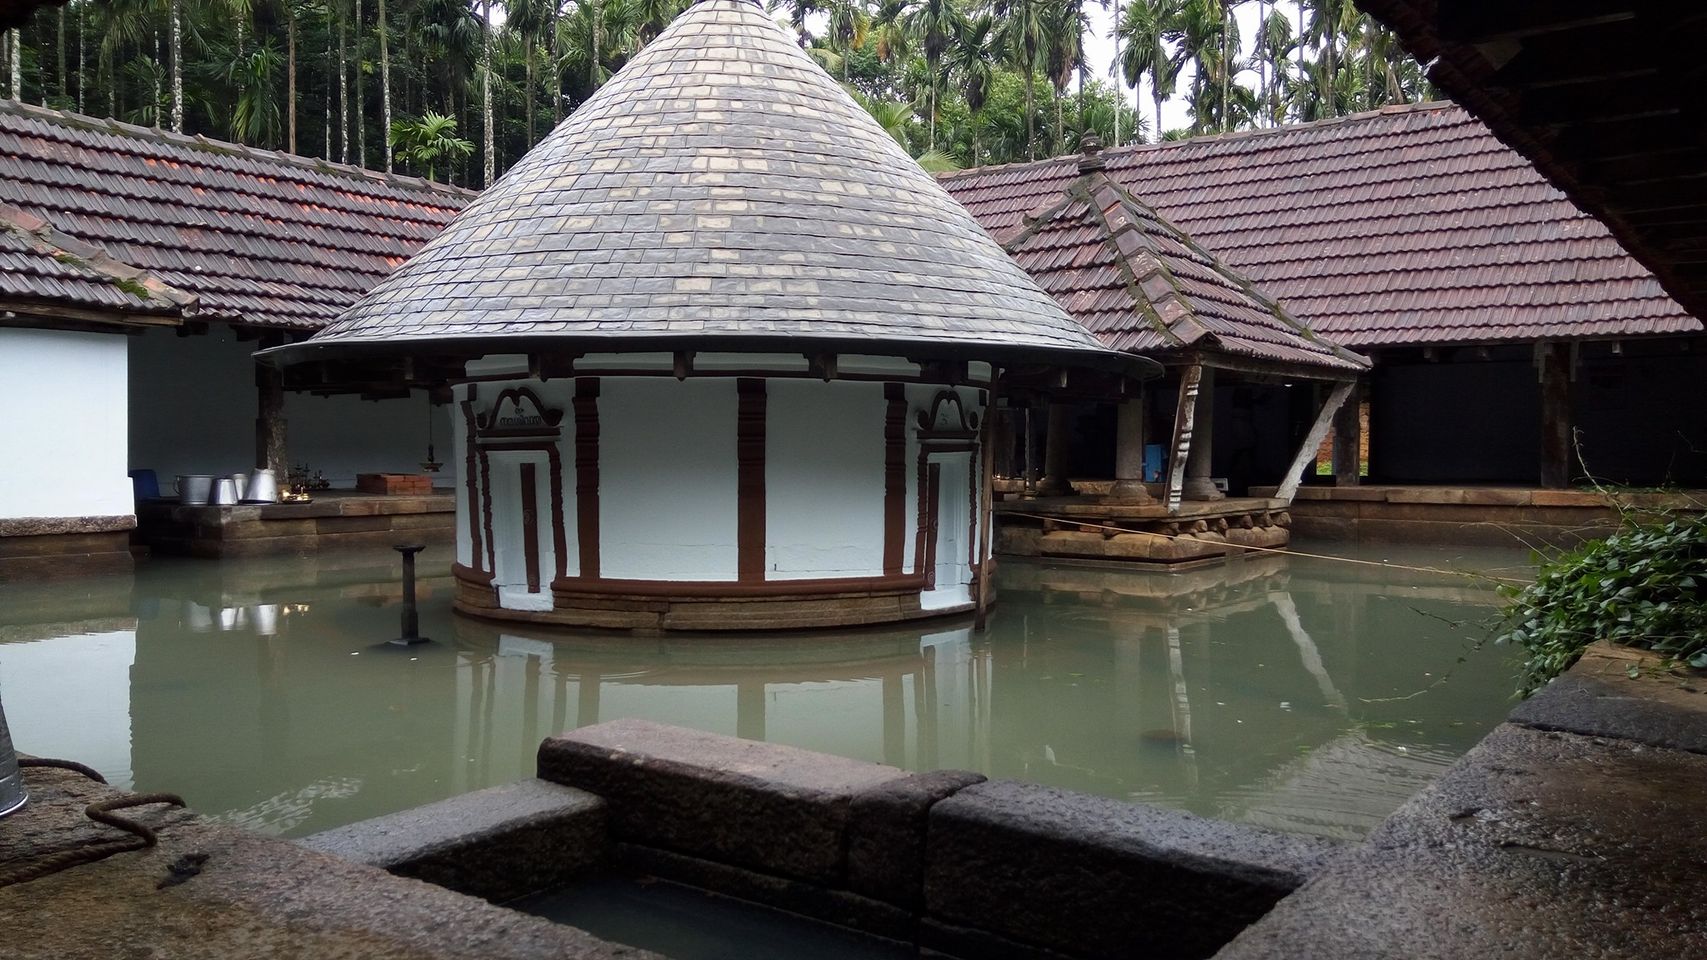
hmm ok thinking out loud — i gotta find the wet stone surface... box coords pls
[539,718,910,885]
[1,766,653,960]
[925,779,1340,960]
[299,778,608,902]
[1509,645,1707,755]
[1213,722,1707,960]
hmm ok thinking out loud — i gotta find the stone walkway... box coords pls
[0,765,651,960]
[1215,644,1707,960]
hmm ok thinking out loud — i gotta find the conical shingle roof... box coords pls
[270,0,1134,373]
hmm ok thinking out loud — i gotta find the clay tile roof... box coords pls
[0,99,472,330]
[941,102,1702,350]
[1006,155,1367,375]
[0,203,181,319]
[277,0,1132,372]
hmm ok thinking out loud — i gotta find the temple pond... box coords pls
[0,542,1529,842]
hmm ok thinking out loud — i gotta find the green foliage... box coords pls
[3,0,1436,186]
[1497,513,1707,696]
[389,110,473,180]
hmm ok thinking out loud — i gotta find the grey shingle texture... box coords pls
[298,0,1120,364]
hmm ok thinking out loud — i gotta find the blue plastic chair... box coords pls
[129,469,160,504]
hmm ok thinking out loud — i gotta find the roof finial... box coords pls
[1078,134,1105,174]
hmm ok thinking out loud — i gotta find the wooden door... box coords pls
[923,463,941,589]
[519,461,541,592]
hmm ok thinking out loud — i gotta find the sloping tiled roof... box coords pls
[1006,149,1366,374]
[0,205,181,319]
[277,0,1132,374]
[0,99,472,330]
[941,102,1702,349]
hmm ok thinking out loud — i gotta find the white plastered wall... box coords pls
[128,327,439,487]
[765,379,886,579]
[599,377,739,581]
[0,328,133,519]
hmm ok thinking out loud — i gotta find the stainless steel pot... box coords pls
[211,477,239,506]
[0,680,26,819]
[231,472,249,500]
[176,474,214,505]
[245,468,279,504]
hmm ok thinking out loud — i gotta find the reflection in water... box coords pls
[0,543,1523,841]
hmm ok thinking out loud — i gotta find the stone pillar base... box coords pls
[1035,476,1074,498]
[1182,477,1225,501]
[1106,480,1155,503]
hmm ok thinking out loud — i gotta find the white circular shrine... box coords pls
[266,0,1151,630]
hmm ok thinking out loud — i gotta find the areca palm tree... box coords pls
[1115,0,1178,143]
[390,109,473,179]
[947,10,994,162]
[901,0,955,152]
[993,0,1047,160]
[826,0,868,82]
[506,0,554,145]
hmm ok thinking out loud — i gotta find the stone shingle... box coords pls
[282,0,1125,370]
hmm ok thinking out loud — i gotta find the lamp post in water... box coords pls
[0,678,26,818]
[391,543,430,646]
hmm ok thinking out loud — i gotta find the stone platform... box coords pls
[137,490,455,558]
[0,764,650,960]
[1215,644,1707,960]
[0,515,136,578]
[996,493,1291,566]
[1249,484,1707,548]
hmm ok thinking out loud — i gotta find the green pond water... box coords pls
[0,541,1530,842]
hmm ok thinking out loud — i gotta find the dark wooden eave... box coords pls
[1358,0,1707,321]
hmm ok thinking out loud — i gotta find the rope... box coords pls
[1001,509,1531,586]
[0,760,186,888]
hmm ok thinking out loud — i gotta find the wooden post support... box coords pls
[1164,365,1202,514]
[255,360,287,475]
[1332,381,1363,486]
[974,373,1001,631]
[1037,399,1074,497]
[1022,405,1037,495]
[1538,342,1573,488]
[1276,380,1355,504]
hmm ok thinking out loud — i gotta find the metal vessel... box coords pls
[244,468,279,504]
[0,682,26,818]
[176,474,214,505]
[211,477,239,506]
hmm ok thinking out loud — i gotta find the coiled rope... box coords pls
[0,758,186,888]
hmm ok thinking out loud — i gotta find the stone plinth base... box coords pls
[453,564,982,632]
[1250,484,1707,548]
[137,491,454,558]
[995,495,1290,566]
[0,515,136,577]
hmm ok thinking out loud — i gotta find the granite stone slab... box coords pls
[924,779,1341,960]
[538,718,910,885]
[1509,644,1707,755]
[1,766,653,960]
[845,769,987,911]
[299,778,608,902]
[1212,723,1707,960]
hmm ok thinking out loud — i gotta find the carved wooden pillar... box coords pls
[1332,380,1363,486]
[1109,395,1153,502]
[1182,367,1223,501]
[1037,400,1074,497]
[255,360,287,475]
[1538,342,1573,488]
